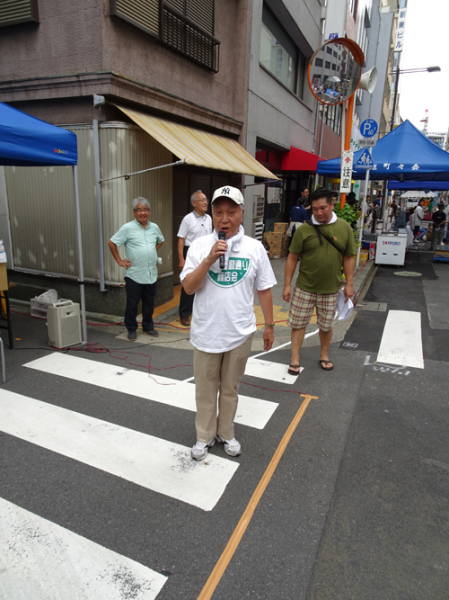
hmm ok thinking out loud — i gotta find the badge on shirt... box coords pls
[208,258,251,287]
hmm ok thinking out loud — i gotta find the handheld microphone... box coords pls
[218,230,226,270]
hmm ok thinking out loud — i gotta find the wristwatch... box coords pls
[264,323,275,328]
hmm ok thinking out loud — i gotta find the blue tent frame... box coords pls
[317,120,449,182]
[0,101,87,344]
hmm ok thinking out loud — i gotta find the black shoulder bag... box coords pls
[306,219,344,255]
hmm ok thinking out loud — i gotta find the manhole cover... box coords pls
[394,271,422,277]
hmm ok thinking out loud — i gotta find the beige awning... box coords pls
[115,104,278,180]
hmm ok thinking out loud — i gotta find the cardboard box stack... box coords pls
[274,222,289,233]
[263,223,290,259]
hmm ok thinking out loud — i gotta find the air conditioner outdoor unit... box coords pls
[47,300,82,348]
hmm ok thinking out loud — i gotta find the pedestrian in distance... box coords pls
[346,191,357,207]
[177,190,212,326]
[181,186,276,461]
[444,202,449,243]
[413,199,426,242]
[430,203,447,249]
[287,197,308,241]
[346,192,358,229]
[108,197,164,341]
[298,186,312,219]
[282,188,356,375]
[360,195,370,227]
[389,200,398,228]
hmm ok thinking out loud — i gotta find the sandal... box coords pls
[319,359,334,371]
[288,364,301,375]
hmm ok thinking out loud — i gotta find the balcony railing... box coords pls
[162,4,219,73]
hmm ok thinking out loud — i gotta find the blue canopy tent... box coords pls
[388,181,449,191]
[0,101,87,344]
[0,102,77,166]
[317,120,449,181]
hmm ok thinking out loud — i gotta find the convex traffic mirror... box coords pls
[308,38,364,105]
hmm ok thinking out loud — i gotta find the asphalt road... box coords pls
[1,247,448,600]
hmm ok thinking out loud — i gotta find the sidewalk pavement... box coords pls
[63,255,376,353]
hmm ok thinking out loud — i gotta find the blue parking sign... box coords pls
[360,119,378,138]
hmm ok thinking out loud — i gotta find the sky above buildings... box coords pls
[399,0,449,134]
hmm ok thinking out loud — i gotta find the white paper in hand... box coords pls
[336,288,354,321]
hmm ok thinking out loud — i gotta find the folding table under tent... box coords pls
[0,101,87,344]
[317,119,449,182]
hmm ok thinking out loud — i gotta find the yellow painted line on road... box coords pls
[197,393,318,600]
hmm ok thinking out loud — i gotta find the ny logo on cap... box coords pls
[221,187,230,195]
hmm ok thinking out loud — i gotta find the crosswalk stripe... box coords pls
[0,391,239,511]
[24,353,278,429]
[245,357,302,383]
[0,497,167,600]
[377,310,424,369]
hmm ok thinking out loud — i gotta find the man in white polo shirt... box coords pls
[177,190,212,326]
[181,186,276,461]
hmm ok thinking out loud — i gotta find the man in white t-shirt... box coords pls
[413,199,426,242]
[177,190,212,326]
[181,186,276,461]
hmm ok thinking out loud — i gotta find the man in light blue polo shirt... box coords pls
[108,197,164,340]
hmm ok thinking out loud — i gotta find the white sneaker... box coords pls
[216,435,241,457]
[191,438,215,461]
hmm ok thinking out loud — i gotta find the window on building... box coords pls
[331,63,336,70]
[325,60,331,69]
[315,57,323,67]
[0,0,39,27]
[110,0,219,72]
[260,4,305,98]
[323,103,342,136]
[327,104,335,130]
[348,0,358,17]
[326,46,333,55]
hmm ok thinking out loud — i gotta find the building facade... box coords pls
[1,0,393,313]
[244,0,324,231]
[0,0,266,312]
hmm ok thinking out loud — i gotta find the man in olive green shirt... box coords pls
[282,188,355,374]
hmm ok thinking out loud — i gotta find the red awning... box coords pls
[281,146,324,172]
[255,149,283,172]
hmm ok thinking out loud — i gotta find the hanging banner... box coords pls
[394,8,407,52]
[340,151,353,194]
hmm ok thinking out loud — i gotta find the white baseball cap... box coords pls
[211,186,244,206]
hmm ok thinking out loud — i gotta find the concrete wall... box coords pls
[355,4,394,136]
[324,0,347,39]
[0,2,104,80]
[0,0,251,137]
